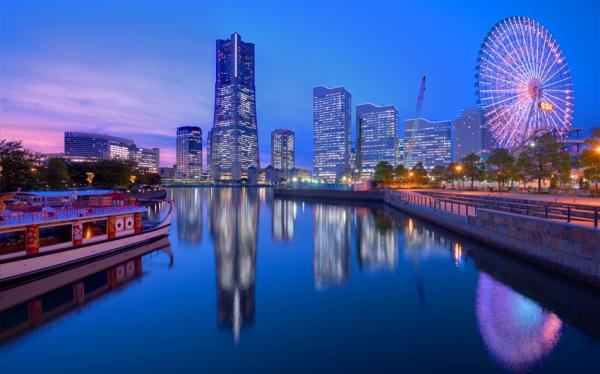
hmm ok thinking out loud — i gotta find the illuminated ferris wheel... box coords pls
[476,16,574,151]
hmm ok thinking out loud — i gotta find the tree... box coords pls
[429,166,446,188]
[0,140,41,192]
[41,157,71,190]
[461,153,484,190]
[557,152,572,187]
[580,127,600,190]
[513,152,534,188]
[522,134,561,192]
[374,161,394,184]
[486,148,514,191]
[411,162,428,187]
[394,164,407,184]
[90,159,136,188]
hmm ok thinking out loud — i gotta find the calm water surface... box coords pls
[1,187,599,373]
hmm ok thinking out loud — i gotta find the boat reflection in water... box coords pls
[476,273,562,372]
[312,205,350,289]
[209,188,258,343]
[0,237,173,346]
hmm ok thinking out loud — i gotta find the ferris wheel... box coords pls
[476,16,574,151]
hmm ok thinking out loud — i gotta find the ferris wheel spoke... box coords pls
[485,30,532,80]
[541,70,570,88]
[540,48,564,83]
[481,48,529,83]
[504,19,536,79]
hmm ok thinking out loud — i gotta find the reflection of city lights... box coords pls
[408,218,414,235]
[453,242,463,267]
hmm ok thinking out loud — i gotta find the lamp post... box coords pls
[455,164,463,190]
[408,171,414,189]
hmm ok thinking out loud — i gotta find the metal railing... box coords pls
[388,191,477,217]
[419,191,600,228]
[0,204,145,227]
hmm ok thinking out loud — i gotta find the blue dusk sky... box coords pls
[1,0,598,168]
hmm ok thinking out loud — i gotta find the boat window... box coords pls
[39,224,72,247]
[0,230,26,255]
[83,219,107,239]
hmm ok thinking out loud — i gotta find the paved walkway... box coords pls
[417,189,600,208]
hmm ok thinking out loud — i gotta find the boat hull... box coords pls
[0,223,170,285]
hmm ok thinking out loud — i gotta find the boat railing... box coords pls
[0,204,146,227]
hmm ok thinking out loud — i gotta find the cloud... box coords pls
[0,57,213,165]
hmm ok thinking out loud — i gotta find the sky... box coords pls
[1,0,598,169]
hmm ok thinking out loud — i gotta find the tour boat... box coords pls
[0,190,173,285]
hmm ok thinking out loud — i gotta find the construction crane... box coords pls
[406,76,427,167]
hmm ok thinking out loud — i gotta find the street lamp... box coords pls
[595,146,600,154]
[455,164,463,190]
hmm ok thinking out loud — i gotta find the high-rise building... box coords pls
[313,86,351,183]
[356,104,398,177]
[396,137,405,167]
[452,107,495,162]
[64,132,134,159]
[176,126,202,179]
[210,32,260,181]
[403,118,452,169]
[206,130,213,178]
[129,146,160,173]
[271,129,295,180]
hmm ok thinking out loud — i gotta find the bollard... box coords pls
[567,206,571,223]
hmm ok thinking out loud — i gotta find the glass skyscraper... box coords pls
[313,86,351,183]
[271,129,295,180]
[403,118,452,169]
[452,107,495,162]
[176,126,202,179]
[210,32,259,181]
[356,104,398,177]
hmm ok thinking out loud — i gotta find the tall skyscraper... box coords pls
[64,132,134,159]
[176,126,202,179]
[403,118,452,169]
[313,86,351,183]
[452,107,495,162]
[206,130,213,178]
[210,32,260,181]
[271,129,295,180]
[356,104,398,177]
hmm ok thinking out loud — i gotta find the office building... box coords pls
[176,126,203,179]
[129,147,160,174]
[64,132,134,159]
[210,32,260,180]
[452,107,495,162]
[403,118,452,169]
[313,86,351,182]
[271,129,295,180]
[356,104,398,177]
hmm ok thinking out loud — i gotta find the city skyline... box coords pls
[1,1,598,170]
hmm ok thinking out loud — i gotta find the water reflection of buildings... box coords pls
[356,208,397,271]
[313,205,350,289]
[476,273,562,372]
[0,237,172,345]
[271,199,296,242]
[209,188,258,342]
[172,188,203,244]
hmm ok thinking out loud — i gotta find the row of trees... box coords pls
[0,140,161,193]
[374,130,600,191]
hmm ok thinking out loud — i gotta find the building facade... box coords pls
[313,86,351,183]
[176,126,203,180]
[403,118,452,169]
[210,32,260,181]
[64,132,134,159]
[271,129,295,180]
[129,147,160,174]
[356,104,398,177]
[452,107,495,162]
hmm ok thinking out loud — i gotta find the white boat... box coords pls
[0,190,173,285]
